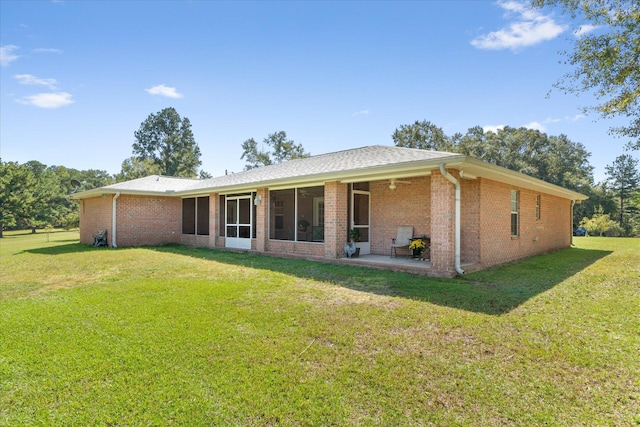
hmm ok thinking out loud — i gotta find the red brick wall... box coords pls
[116,195,181,247]
[266,240,326,257]
[79,196,113,245]
[370,176,431,255]
[478,179,571,268]
[324,181,349,258]
[461,177,481,265]
[430,171,456,276]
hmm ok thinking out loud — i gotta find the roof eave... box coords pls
[177,156,467,195]
[457,158,588,201]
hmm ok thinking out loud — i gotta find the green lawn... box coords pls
[1,231,638,426]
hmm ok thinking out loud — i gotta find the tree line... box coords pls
[2,112,638,237]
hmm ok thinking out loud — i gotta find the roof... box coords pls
[71,145,588,201]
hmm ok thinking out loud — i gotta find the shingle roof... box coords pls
[98,175,199,193]
[188,145,461,191]
[72,145,587,201]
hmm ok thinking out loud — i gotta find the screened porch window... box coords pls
[182,196,209,235]
[270,186,324,242]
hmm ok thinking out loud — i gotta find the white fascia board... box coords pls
[459,158,588,200]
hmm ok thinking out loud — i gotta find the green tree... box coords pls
[23,161,63,232]
[0,160,36,238]
[605,154,640,233]
[574,182,617,228]
[116,157,163,182]
[132,107,202,178]
[241,131,309,170]
[52,165,113,227]
[394,122,595,191]
[533,0,640,149]
[580,210,622,236]
[391,120,452,151]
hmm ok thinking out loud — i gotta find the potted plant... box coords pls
[298,219,310,232]
[345,228,361,258]
[409,238,426,258]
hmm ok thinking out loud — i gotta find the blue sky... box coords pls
[1,0,636,183]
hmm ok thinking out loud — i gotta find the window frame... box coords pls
[269,186,324,242]
[182,196,210,236]
[510,190,519,237]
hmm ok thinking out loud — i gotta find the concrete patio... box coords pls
[341,254,432,275]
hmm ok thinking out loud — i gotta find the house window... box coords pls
[270,189,294,240]
[269,186,324,242]
[511,190,519,237]
[298,186,324,242]
[536,194,541,220]
[182,196,210,235]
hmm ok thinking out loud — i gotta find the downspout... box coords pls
[112,192,120,248]
[439,164,465,275]
[570,200,575,246]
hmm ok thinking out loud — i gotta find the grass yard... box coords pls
[1,230,638,426]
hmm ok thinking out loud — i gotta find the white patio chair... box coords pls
[390,226,413,258]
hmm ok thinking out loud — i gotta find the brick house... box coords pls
[72,145,587,277]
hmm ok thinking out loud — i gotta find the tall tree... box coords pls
[533,0,640,149]
[241,131,309,170]
[132,107,202,178]
[605,154,640,231]
[0,161,36,238]
[23,161,60,233]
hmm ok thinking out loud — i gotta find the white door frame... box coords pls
[350,188,370,255]
[225,194,252,250]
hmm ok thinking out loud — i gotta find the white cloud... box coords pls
[18,92,74,109]
[14,74,58,90]
[145,84,183,98]
[1,45,20,67]
[523,121,545,131]
[352,110,369,116]
[483,124,505,133]
[575,25,598,38]
[33,47,63,54]
[471,1,567,50]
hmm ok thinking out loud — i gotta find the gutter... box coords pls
[439,164,465,275]
[112,192,120,248]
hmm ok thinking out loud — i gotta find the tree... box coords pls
[605,154,640,233]
[533,0,640,149]
[241,131,309,170]
[0,160,36,238]
[115,157,162,182]
[132,107,202,178]
[574,182,617,228]
[391,120,452,151]
[580,210,622,236]
[23,161,61,232]
[392,121,594,191]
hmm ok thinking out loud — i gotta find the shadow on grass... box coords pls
[26,242,611,315]
[26,243,99,255]
[149,244,611,315]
